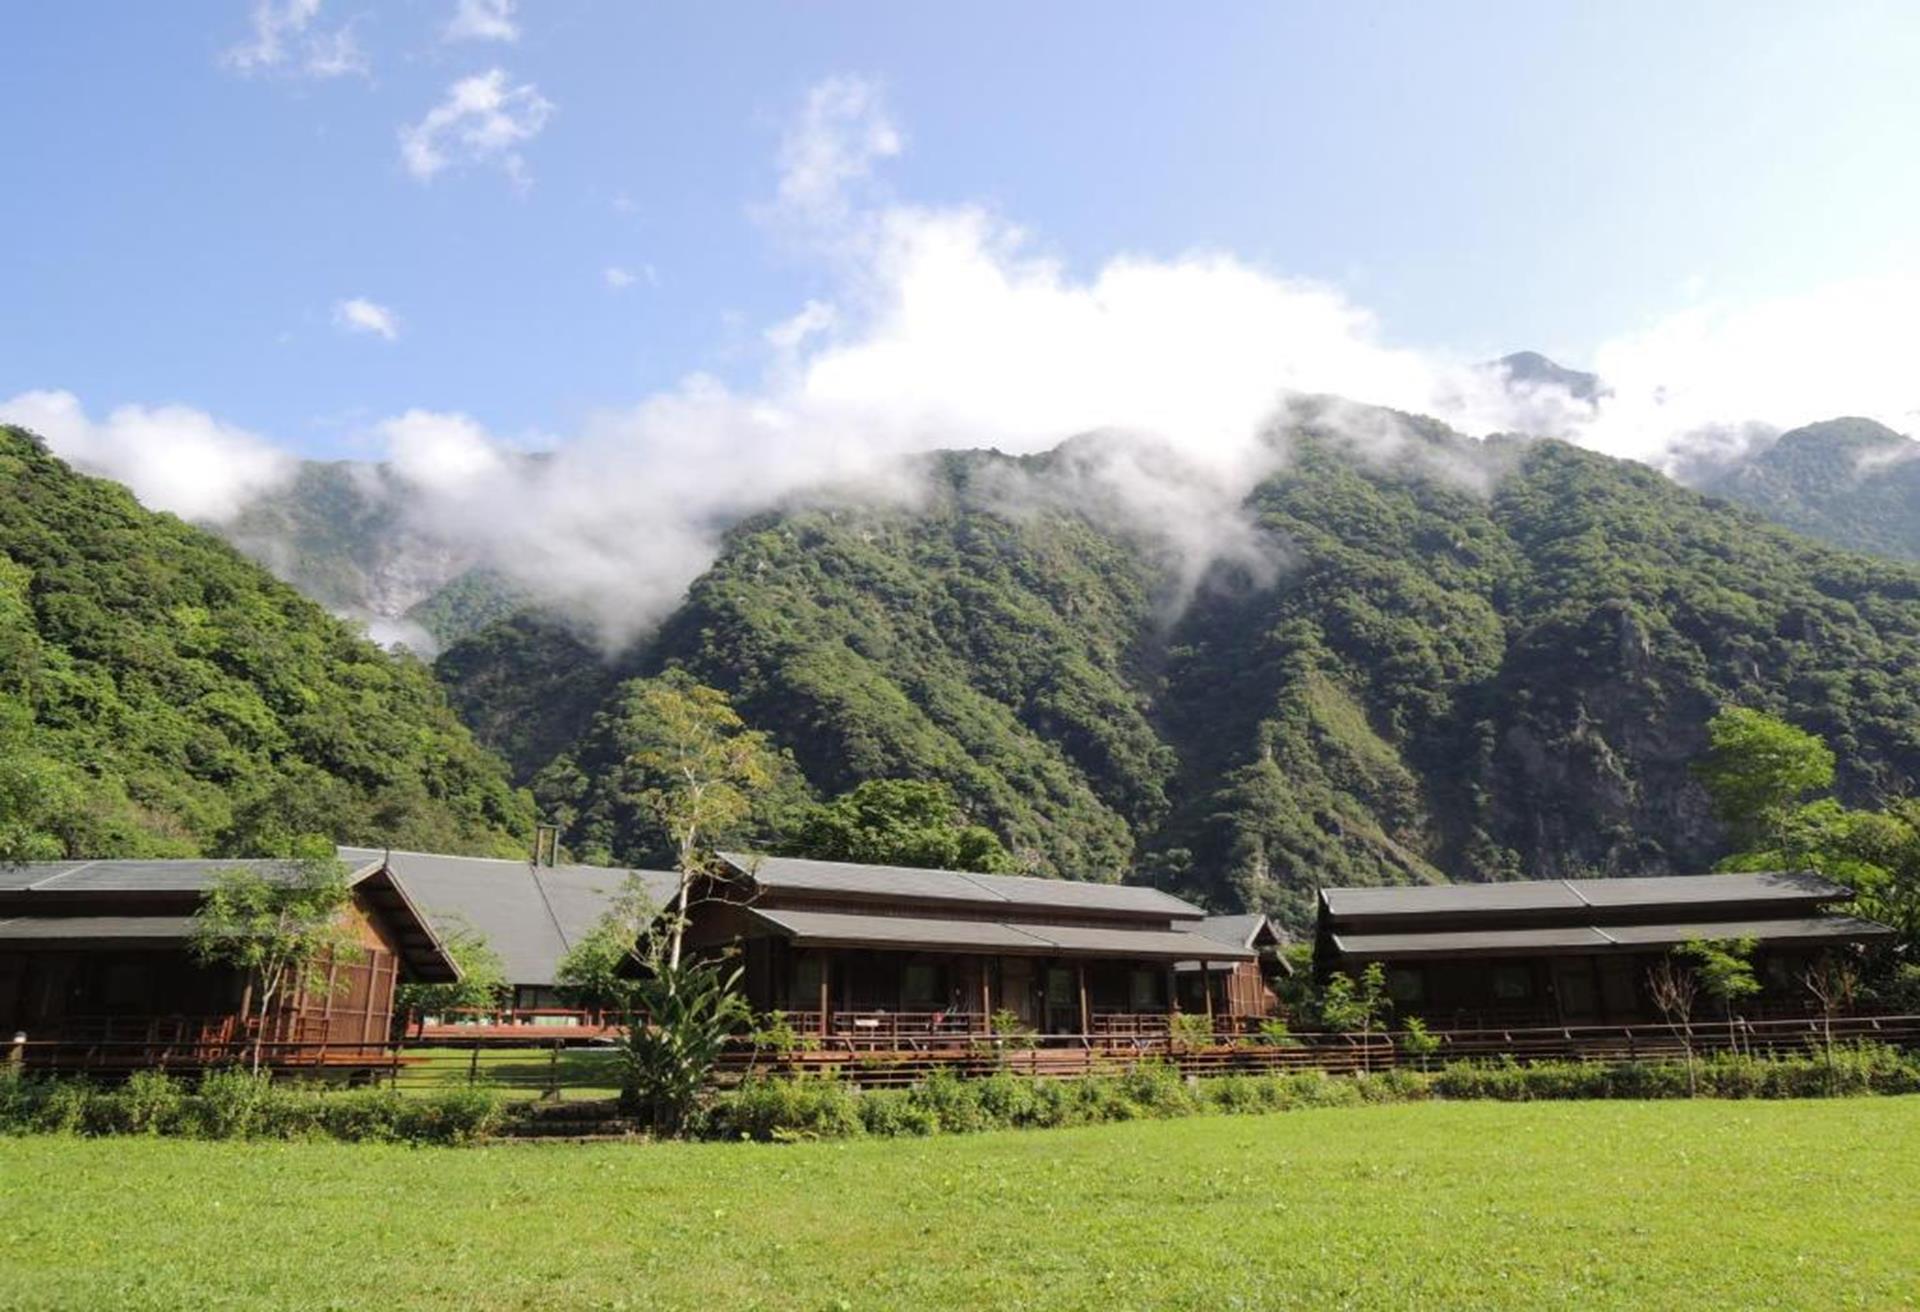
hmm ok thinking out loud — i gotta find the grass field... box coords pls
[3,1098,1916,1310]
[399,1045,624,1100]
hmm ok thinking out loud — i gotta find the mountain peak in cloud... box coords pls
[1492,351,1604,405]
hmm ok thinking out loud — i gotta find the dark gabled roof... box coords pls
[1194,913,1281,951]
[718,852,1203,921]
[1332,915,1896,961]
[0,853,463,983]
[1320,871,1851,920]
[340,847,678,988]
[0,858,293,894]
[1174,913,1293,974]
[746,907,1250,962]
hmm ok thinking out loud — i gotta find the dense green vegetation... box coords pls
[436,407,1920,929]
[1697,417,1920,563]
[5,1099,1917,1308]
[0,426,531,857]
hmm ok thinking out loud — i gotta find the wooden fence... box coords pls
[12,1012,1920,1097]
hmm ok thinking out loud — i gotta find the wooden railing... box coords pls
[11,1013,1918,1091]
[404,1008,618,1043]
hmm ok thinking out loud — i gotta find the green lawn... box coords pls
[398,1045,624,1101]
[3,1098,1916,1310]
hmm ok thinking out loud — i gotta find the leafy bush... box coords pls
[856,1089,940,1137]
[1166,1013,1215,1049]
[712,1077,864,1142]
[0,1070,505,1143]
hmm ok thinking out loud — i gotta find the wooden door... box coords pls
[1553,959,1598,1022]
[1598,957,1638,1020]
[1044,967,1077,1034]
[999,959,1035,1026]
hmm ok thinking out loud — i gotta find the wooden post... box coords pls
[980,960,992,1032]
[1076,961,1090,1042]
[818,953,830,1038]
[467,1043,480,1086]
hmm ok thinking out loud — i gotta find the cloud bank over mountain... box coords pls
[5,76,1915,650]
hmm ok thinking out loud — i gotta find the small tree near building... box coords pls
[1320,962,1393,1068]
[1645,952,1700,1095]
[555,874,751,1135]
[1801,952,1860,1085]
[1682,938,1760,1056]
[626,678,781,968]
[189,857,364,1070]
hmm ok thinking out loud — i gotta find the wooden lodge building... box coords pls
[686,853,1289,1041]
[0,855,455,1064]
[1315,871,1897,1028]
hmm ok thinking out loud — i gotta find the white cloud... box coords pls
[333,297,399,341]
[603,266,635,290]
[31,75,1920,652]
[223,0,367,79]
[1580,276,1920,467]
[770,75,903,231]
[445,0,519,42]
[0,390,295,523]
[399,69,553,185]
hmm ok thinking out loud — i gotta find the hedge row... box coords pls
[705,1044,1920,1142]
[5,1045,1915,1144]
[0,1069,505,1143]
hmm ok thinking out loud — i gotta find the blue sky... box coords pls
[3,0,1918,590]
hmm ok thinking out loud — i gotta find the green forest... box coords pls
[0,425,531,859]
[12,402,1920,935]
[429,402,1920,930]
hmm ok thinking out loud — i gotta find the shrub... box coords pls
[1255,1019,1303,1049]
[1167,1013,1214,1049]
[1116,1061,1196,1117]
[714,1077,863,1141]
[911,1070,991,1133]
[857,1089,939,1137]
[193,1068,276,1138]
[972,1073,1042,1127]
[120,1070,186,1134]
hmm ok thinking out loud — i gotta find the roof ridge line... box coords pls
[28,860,97,891]
[954,871,1015,904]
[527,861,574,952]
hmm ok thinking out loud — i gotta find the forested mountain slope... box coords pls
[0,426,533,858]
[1694,418,1920,563]
[439,407,1920,930]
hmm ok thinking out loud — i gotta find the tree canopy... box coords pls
[782,779,1016,872]
[0,426,533,858]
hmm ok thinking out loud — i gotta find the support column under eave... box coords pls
[818,952,830,1038]
[1076,960,1090,1039]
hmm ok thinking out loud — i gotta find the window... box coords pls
[1492,965,1533,1002]
[100,961,153,1011]
[1128,969,1161,1011]
[791,955,824,1008]
[903,962,941,1009]
[1386,967,1425,1005]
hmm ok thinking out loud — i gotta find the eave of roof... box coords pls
[1320,871,1854,921]
[0,915,201,945]
[1331,914,1896,961]
[747,907,1251,961]
[719,852,1204,921]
